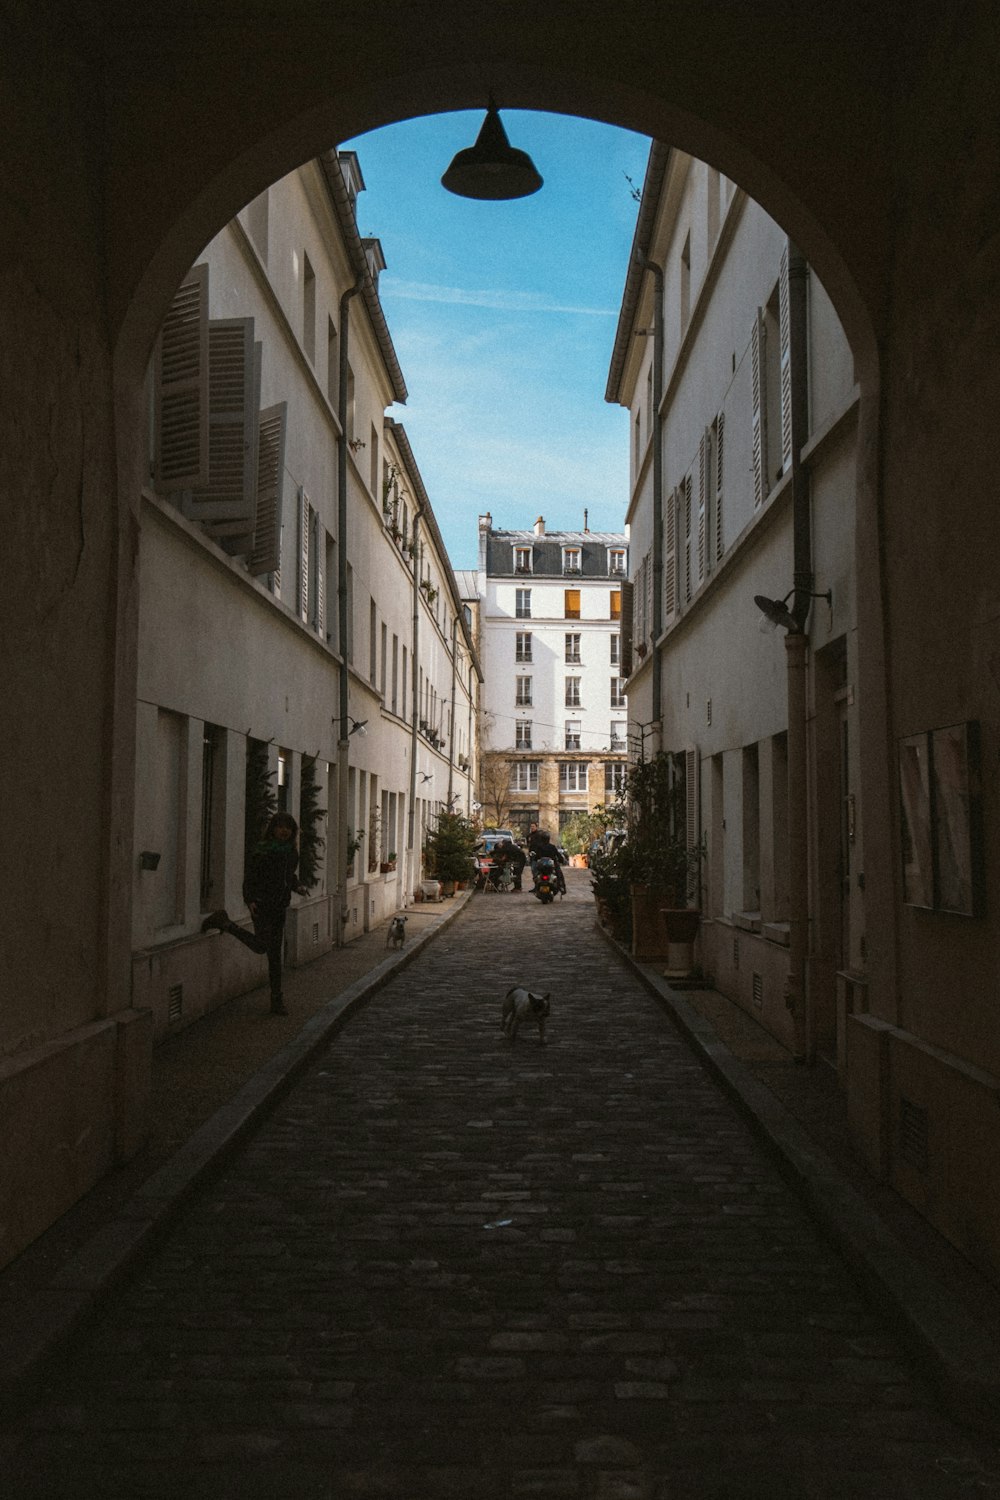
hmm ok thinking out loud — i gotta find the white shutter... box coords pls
[297,488,309,622]
[715,410,725,562]
[779,244,793,472]
[684,474,693,603]
[183,317,257,524]
[154,262,209,493]
[315,515,326,636]
[664,487,677,618]
[619,579,634,677]
[697,432,708,585]
[643,549,652,641]
[247,401,286,577]
[751,309,767,509]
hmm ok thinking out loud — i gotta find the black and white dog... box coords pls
[501,986,551,1045]
[386,915,408,949]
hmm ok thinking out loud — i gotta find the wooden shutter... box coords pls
[715,410,725,561]
[779,244,793,473]
[664,486,677,618]
[751,309,767,509]
[619,578,634,677]
[183,317,257,524]
[697,432,708,585]
[154,262,209,493]
[247,401,286,577]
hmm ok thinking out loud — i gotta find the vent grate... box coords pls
[899,1097,929,1173]
[752,972,763,1008]
[733,935,740,969]
[312,922,320,944]
[167,983,183,1025]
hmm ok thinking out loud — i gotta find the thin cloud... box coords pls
[385,279,617,318]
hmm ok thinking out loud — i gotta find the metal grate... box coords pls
[899,1097,929,1172]
[733,935,740,969]
[313,922,320,945]
[167,983,183,1025]
[752,972,763,1008]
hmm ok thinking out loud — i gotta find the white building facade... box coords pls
[477,514,629,837]
[607,145,861,1066]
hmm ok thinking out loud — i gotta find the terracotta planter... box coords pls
[630,884,674,960]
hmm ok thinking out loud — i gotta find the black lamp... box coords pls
[754,588,831,634]
[441,101,543,201]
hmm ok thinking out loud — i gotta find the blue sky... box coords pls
[341,111,650,572]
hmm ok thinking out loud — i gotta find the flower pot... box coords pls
[630,884,674,960]
[660,907,701,977]
[421,879,441,902]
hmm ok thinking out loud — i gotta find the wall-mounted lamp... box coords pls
[754,588,832,635]
[441,99,543,200]
[139,850,161,871]
[349,718,368,737]
[419,772,433,783]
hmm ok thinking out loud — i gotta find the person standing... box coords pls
[492,836,527,891]
[201,811,305,1014]
[527,823,546,881]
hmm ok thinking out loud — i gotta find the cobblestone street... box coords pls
[5,877,1000,1498]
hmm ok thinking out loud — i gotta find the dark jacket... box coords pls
[493,839,526,868]
[533,840,563,866]
[243,839,299,912]
[527,829,547,856]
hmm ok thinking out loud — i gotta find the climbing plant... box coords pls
[298,754,327,890]
[244,736,276,865]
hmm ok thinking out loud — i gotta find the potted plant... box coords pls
[423,809,478,896]
[589,843,632,943]
[615,752,703,961]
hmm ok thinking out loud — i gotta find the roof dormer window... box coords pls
[562,546,581,574]
[514,546,533,574]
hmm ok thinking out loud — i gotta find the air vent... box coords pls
[752,972,763,1008]
[167,983,183,1025]
[706,698,712,725]
[312,922,320,944]
[899,1098,929,1172]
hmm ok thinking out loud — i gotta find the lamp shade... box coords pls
[441,104,543,200]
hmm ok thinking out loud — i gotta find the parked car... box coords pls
[476,828,519,855]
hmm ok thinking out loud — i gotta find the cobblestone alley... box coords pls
[5,877,1000,1498]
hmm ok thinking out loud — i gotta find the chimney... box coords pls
[534,516,545,536]
[584,508,589,532]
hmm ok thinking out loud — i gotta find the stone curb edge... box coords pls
[0,892,473,1409]
[596,922,1000,1437]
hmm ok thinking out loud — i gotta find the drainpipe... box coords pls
[466,663,475,816]
[406,510,425,887]
[446,614,460,808]
[784,242,812,1061]
[641,254,665,744]
[335,278,364,946]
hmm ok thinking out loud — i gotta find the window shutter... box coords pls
[779,244,793,473]
[644,549,652,643]
[183,317,257,525]
[697,432,708,584]
[154,262,209,493]
[664,487,677,618]
[715,410,725,561]
[296,487,309,622]
[684,474,694,603]
[619,578,634,677]
[751,309,767,509]
[247,401,286,577]
[315,514,326,636]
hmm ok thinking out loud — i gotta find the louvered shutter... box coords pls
[664,487,677,618]
[315,514,326,636]
[697,433,708,584]
[296,487,309,622]
[183,318,257,524]
[643,549,652,642]
[154,263,209,493]
[248,401,286,577]
[684,474,694,603]
[715,411,725,561]
[619,579,634,678]
[779,244,793,473]
[751,309,767,509]
[684,746,700,902]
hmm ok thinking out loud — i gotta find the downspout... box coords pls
[335,278,364,946]
[641,254,665,744]
[406,509,425,886]
[466,662,475,816]
[784,242,813,1061]
[446,614,459,808]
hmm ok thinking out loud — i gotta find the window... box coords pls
[562,546,581,573]
[564,589,581,619]
[277,747,290,813]
[380,621,387,697]
[516,588,532,619]
[611,677,626,708]
[369,598,377,684]
[610,633,620,667]
[610,589,621,620]
[303,253,316,363]
[565,677,581,708]
[609,548,626,575]
[610,722,626,751]
[515,631,532,662]
[680,230,691,332]
[515,720,533,750]
[200,722,225,907]
[565,721,581,751]
[516,676,533,707]
[327,316,338,405]
[565,632,581,664]
[605,760,627,793]
[514,546,532,573]
[510,761,540,792]
[560,762,588,792]
[391,634,399,713]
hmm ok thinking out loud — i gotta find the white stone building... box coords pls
[132,150,478,1042]
[607,144,861,1065]
[476,514,629,837]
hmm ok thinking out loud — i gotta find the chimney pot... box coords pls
[534,516,545,536]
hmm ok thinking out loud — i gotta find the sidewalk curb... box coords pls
[0,892,472,1409]
[597,922,1000,1437]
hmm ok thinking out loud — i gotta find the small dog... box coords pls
[386,915,407,949]
[501,986,551,1045]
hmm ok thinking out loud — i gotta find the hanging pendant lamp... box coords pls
[441,100,543,200]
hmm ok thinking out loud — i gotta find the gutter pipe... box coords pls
[335,278,364,946]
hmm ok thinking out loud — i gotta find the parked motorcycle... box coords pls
[532,856,559,904]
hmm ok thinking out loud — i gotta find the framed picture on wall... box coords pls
[898,721,983,916]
